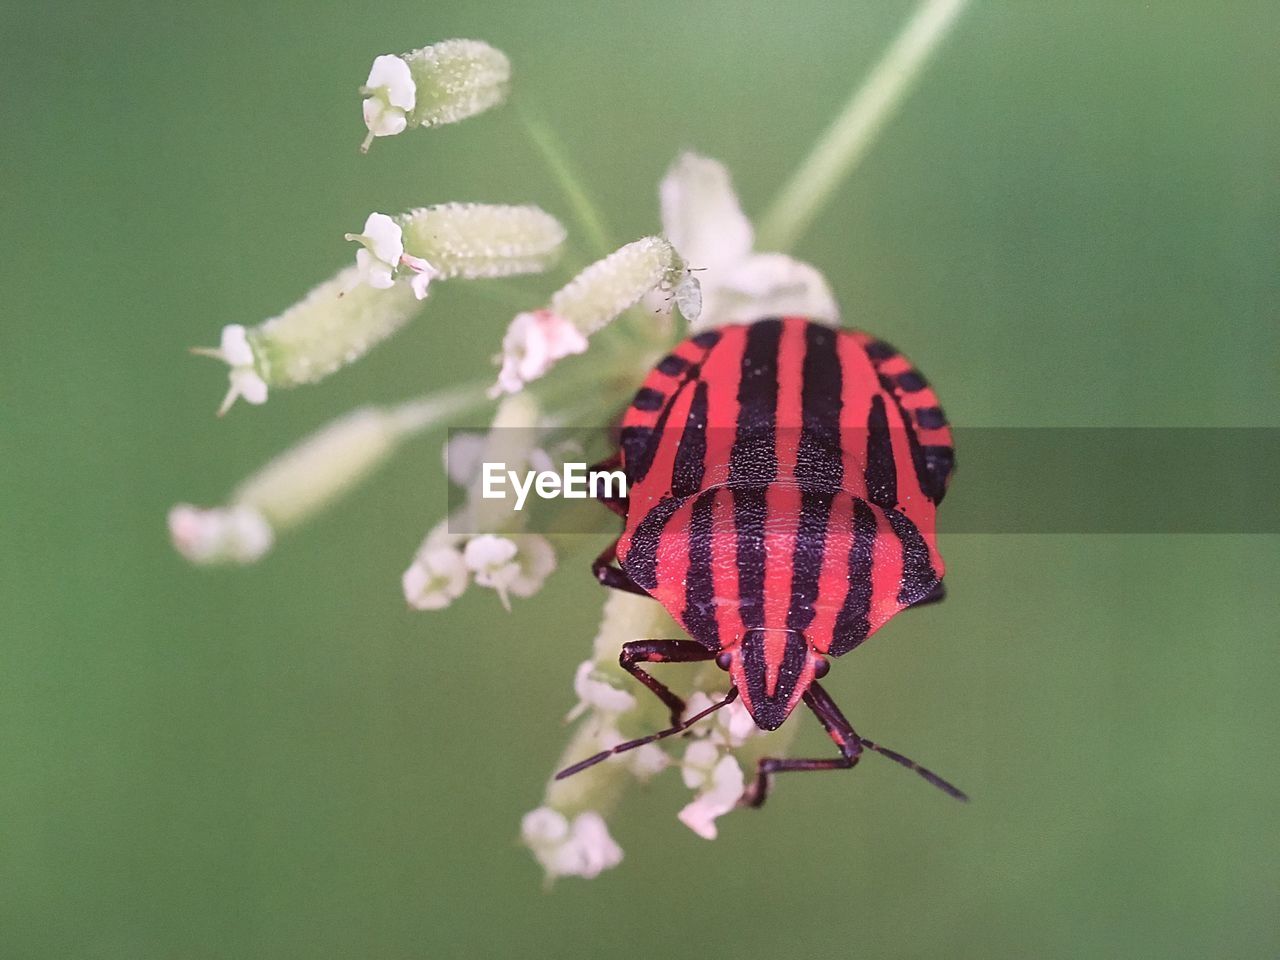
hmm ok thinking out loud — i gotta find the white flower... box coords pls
[462,534,556,609]
[402,546,468,610]
[659,151,838,331]
[680,692,758,749]
[677,754,746,840]
[491,310,588,396]
[565,661,637,722]
[193,324,269,416]
[345,213,404,290]
[521,807,623,881]
[167,503,274,565]
[360,55,416,148]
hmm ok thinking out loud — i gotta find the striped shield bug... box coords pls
[557,316,966,806]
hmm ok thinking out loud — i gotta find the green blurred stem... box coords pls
[756,0,971,252]
[518,106,614,258]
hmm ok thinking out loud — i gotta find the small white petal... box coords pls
[660,151,754,277]
[677,755,745,840]
[354,249,396,289]
[492,310,589,396]
[218,324,255,367]
[571,661,637,716]
[443,432,488,488]
[704,252,839,330]
[402,548,468,611]
[366,54,416,110]
[168,503,274,565]
[680,738,722,790]
[507,535,556,599]
[362,98,408,138]
[627,743,670,781]
[361,213,404,264]
[463,534,518,573]
[565,812,623,879]
[520,806,569,847]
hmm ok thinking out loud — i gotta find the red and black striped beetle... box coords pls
[557,316,966,805]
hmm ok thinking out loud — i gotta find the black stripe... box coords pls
[728,319,782,486]
[625,380,686,486]
[865,339,897,360]
[620,496,683,590]
[915,406,947,429]
[630,387,665,411]
[787,490,834,633]
[681,490,720,649]
[865,394,898,509]
[732,486,768,630]
[671,381,708,499]
[795,322,843,492]
[886,508,939,606]
[691,330,722,349]
[741,628,808,730]
[656,354,688,376]
[830,498,877,657]
[897,371,928,392]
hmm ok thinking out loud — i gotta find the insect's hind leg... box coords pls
[619,639,716,726]
[739,681,862,808]
[740,681,968,807]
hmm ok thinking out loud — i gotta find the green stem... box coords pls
[517,104,615,258]
[756,0,971,252]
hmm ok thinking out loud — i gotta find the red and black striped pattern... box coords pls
[615,317,954,731]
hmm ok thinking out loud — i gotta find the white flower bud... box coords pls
[521,807,623,881]
[565,660,636,722]
[231,407,402,529]
[360,40,511,152]
[398,204,565,281]
[491,237,688,395]
[462,533,556,610]
[402,546,468,610]
[490,310,588,397]
[194,266,423,413]
[677,754,745,840]
[550,236,685,336]
[167,504,273,566]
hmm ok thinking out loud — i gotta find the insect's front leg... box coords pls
[739,681,862,808]
[619,639,716,726]
[592,537,649,596]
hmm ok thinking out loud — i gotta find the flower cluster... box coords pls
[168,1,967,880]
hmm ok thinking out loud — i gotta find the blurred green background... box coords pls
[2,1,1277,957]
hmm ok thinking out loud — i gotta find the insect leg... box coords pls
[589,453,629,518]
[739,681,862,808]
[592,537,649,596]
[556,688,737,780]
[619,639,716,725]
[744,681,967,803]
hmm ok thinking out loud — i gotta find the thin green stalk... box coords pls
[756,0,971,252]
[518,105,615,258]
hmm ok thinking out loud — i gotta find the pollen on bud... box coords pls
[491,237,691,395]
[397,204,565,281]
[360,40,510,152]
[551,236,687,336]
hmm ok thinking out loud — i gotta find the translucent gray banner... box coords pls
[444,428,1279,534]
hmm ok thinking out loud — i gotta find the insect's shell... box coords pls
[616,316,954,657]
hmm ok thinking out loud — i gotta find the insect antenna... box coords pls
[859,738,969,801]
[555,688,739,780]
